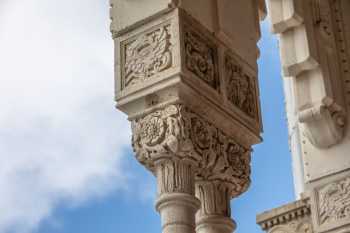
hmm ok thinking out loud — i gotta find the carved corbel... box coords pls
[299,97,346,148]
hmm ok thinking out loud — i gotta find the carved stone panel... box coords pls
[315,176,350,226]
[121,23,173,89]
[184,24,219,90]
[224,53,258,120]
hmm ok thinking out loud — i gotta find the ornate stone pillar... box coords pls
[110,1,266,233]
[195,143,251,233]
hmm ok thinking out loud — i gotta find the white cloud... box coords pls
[0,0,132,232]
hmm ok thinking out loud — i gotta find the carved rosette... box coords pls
[225,54,258,120]
[317,177,350,225]
[122,24,172,89]
[184,26,219,90]
[131,104,251,197]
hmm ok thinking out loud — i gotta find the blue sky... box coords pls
[0,1,295,233]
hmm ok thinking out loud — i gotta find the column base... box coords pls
[196,216,236,233]
[156,193,201,233]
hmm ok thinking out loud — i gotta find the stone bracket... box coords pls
[299,97,346,148]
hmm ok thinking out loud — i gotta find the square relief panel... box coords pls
[182,19,220,92]
[224,52,259,121]
[312,175,350,232]
[120,22,174,90]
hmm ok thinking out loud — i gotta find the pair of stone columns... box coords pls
[110,1,266,233]
[132,104,249,233]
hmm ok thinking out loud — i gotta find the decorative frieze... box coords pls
[224,53,258,120]
[316,176,350,226]
[184,25,219,90]
[121,24,173,89]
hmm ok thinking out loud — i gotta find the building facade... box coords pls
[109,1,350,233]
[257,1,350,233]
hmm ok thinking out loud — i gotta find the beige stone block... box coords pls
[113,9,262,147]
[309,171,350,233]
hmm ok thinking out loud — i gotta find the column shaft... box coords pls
[155,159,200,233]
[195,181,236,233]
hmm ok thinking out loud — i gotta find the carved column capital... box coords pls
[131,103,251,197]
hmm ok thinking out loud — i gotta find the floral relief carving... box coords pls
[184,26,218,90]
[225,54,258,120]
[317,177,350,225]
[131,104,251,196]
[122,24,172,89]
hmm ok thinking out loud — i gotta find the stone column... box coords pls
[110,1,265,232]
[155,159,199,233]
[195,143,251,233]
[195,181,235,233]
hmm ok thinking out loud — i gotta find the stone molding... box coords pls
[268,0,348,149]
[131,104,251,198]
[257,198,313,233]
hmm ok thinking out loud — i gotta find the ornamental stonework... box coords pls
[224,54,258,120]
[317,177,350,225]
[121,24,172,89]
[184,26,219,90]
[131,104,251,197]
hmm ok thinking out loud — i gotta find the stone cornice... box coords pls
[257,198,311,231]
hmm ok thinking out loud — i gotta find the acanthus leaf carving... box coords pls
[122,24,172,89]
[131,104,251,197]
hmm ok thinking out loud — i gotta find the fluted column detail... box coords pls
[195,181,235,233]
[155,159,200,233]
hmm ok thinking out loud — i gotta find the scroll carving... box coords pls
[122,24,172,89]
[317,177,350,225]
[225,54,258,120]
[131,104,251,197]
[184,26,218,90]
